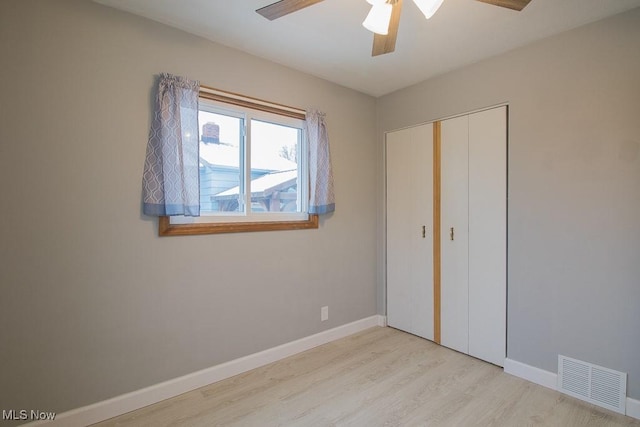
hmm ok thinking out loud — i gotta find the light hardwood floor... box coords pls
[94,327,640,426]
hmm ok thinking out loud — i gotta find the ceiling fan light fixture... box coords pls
[412,0,445,19]
[362,3,393,35]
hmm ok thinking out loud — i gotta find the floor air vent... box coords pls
[558,355,627,414]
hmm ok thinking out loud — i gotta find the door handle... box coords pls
[422,225,426,238]
[450,227,455,241]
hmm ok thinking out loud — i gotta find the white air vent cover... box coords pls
[558,355,627,414]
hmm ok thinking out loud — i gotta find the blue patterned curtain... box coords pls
[142,73,200,216]
[306,110,335,214]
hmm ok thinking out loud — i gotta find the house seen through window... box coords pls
[168,93,311,232]
[198,106,305,216]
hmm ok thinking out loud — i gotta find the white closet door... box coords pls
[440,115,469,354]
[386,124,434,340]
[468,106,507,366]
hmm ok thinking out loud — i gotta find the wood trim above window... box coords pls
[158,214,319,236]
[199,85,306,120]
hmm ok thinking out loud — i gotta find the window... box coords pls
[159,87,318,235]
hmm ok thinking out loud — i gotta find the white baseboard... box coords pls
[503,358,558,390]
[504,358,639,421]
[627,398,640,420]
[377,314,387,327]
[26,315,385,427]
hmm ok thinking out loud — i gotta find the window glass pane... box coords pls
[250,120,301,213]
[198,111,243,214]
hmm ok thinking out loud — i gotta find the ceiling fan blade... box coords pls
[256,0,325,20]
[372,0,403,57]
[475,0,531,11]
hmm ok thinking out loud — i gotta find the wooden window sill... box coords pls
[158,215,319,236]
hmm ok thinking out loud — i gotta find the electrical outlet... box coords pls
[321,306,329,321]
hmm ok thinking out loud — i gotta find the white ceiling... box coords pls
[95,0,640,97]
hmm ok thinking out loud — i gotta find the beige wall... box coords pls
[2,0,639,418]
[0,0,377,415]
[377,7,640,399]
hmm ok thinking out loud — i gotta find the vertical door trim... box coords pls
[433,121,442,344]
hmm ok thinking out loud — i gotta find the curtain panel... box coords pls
[306,110,335,215]
[142,73,200,217]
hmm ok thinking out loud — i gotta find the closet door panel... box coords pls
[468,106,507,366]
[386,124,434,340]
[440,115,470,354]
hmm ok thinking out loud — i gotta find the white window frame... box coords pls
[159,86,318,236]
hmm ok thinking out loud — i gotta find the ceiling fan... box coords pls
[256,0,532,56]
